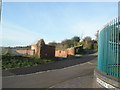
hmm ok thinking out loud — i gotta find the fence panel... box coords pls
[98,18,120,77]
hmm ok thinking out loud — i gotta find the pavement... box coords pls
[2,53,102,88]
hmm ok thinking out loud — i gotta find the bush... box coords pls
[2,54,56,70]
[93,43,98,51]
[84,42,93,49]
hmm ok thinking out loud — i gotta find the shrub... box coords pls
[2,54,56,70]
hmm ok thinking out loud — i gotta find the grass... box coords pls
[1,53,57,70]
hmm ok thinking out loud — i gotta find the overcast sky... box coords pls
[1,2,118,47]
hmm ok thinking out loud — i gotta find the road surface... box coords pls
[2,53,101,88]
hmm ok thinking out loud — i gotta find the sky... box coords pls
[1,2,118,47]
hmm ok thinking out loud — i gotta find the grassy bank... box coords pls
[1,53,57,70]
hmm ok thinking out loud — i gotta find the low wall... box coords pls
[94,68,120,89]
[16,50,35,56]
[1,48,35,56]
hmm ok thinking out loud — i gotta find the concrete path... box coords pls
[2,53,101,88]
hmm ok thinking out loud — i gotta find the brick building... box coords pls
[12,39,55,59]
[9,39,83,59]
[55,45,83,58]
[55,50,68,58]
[31,39,55,58]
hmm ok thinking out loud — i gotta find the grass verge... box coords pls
[1,53,57,70]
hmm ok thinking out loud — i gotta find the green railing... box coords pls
[98,18,120,77]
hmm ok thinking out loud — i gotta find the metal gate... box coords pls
[98,18,120,77]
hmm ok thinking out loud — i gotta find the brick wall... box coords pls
[16,50,35,56]
[31,39,55,58]
[40,45,55,58]
[13,39,83,58]
[55,47,78,58]
[55,50,68,58]
[15,44,82,58]
[31,44,37,54]
[67,48,75,56]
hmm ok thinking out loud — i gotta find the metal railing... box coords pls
[98,18,120,77]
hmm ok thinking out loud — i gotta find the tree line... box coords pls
[48,31,99,51]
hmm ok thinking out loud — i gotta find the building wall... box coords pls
[13,39,83,59]
[31,44,37,54]
[67,48,75,56]
[40,45,55,58]
[55,50,68,58]
[55,46,83,58]
[55,48,75,58]
[15,45,55,58]
[30,39,55,58]
[45,45,55,58]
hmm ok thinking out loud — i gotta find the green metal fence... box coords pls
[98,18,120,77]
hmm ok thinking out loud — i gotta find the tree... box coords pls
[61,39,74,48]
[48,41,57,46]
[83,36,92,44]
[71,36,80,46]
[71,36,80,42]
[83,36,92,49]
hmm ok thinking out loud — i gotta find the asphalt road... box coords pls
[2,53,101,88]
[3,54,97,76]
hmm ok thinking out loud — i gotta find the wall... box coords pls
[55,46,83,58]
[67,48,75,56]
[40,45,55,58]
[55,50,68,58]
[9,39,83,59]
[16,50,35,56]
[55,48,75,58]
[31,44,37,54]
[30,39,55,58]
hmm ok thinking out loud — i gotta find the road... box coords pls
[2,54,101,88]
